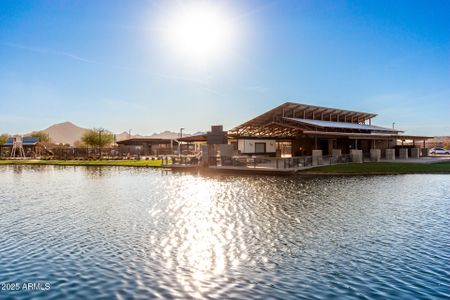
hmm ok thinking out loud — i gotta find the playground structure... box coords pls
[10,135,26,158]
[0,136,42,159]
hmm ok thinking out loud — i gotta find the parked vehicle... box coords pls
[430,147,450,155]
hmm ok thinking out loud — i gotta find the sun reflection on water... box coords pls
[157,177,242,297]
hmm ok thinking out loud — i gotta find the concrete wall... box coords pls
[410,148,420,159]
[220,144,234,157]
[370,149,381,162]
[399,148,408,159]
[206,125,227,145]
[385,149,395,160]
[312,150,323,166]
[350,150,363,163]
[238,139,276,154]
[201,145,209,167]
[332,149,342,158]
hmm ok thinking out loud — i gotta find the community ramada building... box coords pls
[226,102,430,157]
[112,101,432,159]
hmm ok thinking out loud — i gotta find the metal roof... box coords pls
[301,130,431,140]
[229,102,378,136]
[116,137,176,145]
[178,133,207,142]
[4,137,39,145]
[284,117,402,133]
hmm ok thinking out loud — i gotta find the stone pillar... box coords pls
[220,144,234,166]
[421,148,429,157]
[350,149,363,163]
[370,149,381,162]
[220,144,233,157]
[399,148,408,159]
[201,145,209,167]
[385,149,395,160]
[312,150,323,166]
[328,140,333,156]
[410,148,419,159]
[331,149,342,158]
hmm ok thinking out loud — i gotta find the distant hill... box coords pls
[150,131,191,139]
[34,122,193,145]
[116,131,192,141]
[41,121,89,145]
[115,131,144,142]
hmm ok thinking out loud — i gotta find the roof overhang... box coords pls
[284,117,403,133]
[302,130,432,140]
[116,138,176,145]
[229,102,378,136]
[178,134,207,142]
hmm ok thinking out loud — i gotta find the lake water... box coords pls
[0,165,449,299]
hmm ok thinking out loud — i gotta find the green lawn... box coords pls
[0,159,166,167]
[303,161,450,174]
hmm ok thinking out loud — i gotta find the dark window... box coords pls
[255,142,266,153]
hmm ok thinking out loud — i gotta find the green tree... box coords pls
[28,131,50,143]
[81,128,114,148]
[0,133,8,145]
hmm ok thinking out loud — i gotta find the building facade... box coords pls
[116,138,177,156]
[228,102,430,157]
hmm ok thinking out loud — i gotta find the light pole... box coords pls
[98,129,104,159]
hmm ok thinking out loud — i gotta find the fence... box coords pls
[44,147,179,160]
[205,154,352,169]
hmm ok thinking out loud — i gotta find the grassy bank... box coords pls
[302,161,450,175]
[0,159,165,167]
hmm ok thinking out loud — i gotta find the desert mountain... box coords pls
[115,131,192,141]
[35,122,193,145]
[150,131,191,139]
[115,131,144,142]
[41,121,89,145]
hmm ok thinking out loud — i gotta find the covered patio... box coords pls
[228,102,431,158]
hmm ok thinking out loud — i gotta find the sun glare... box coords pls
[162,3,235,65]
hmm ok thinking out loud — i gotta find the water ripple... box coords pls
[0,166,448,299]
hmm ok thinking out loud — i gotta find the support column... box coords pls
[201,145,209,167]
[370,149,381,162]
[385,149,395,160]
[421,148,429,157]
[350,149,363,163]
[399,148,408,159]
[220,144,234,166]
[410,148,419,159]
[312,150,323,166]
[328,139,333,155]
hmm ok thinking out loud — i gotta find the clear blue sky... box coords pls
[1,0,449,135]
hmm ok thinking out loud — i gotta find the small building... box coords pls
[178,125,229,154]
[116,137,178,156]
[228,102,431,157]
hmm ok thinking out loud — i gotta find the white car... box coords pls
[430,147,450,155]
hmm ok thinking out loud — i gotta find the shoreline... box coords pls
[1,160,450,175]
[0,159,165,168]
[299,161,450,176]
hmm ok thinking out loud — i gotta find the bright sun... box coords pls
[162,3,234,65]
